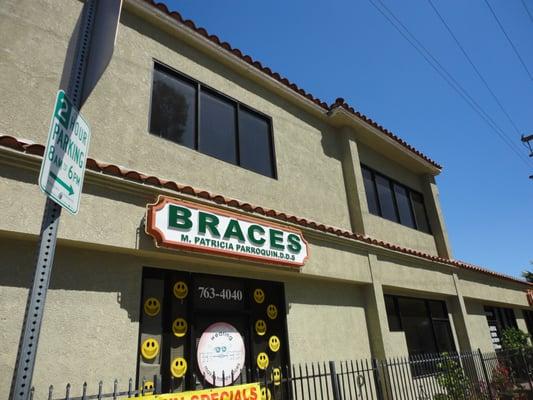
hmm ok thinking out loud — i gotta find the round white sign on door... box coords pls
[197,322,246,387]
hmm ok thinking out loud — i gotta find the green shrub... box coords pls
[501,327,530,351]
[435,354,470,399]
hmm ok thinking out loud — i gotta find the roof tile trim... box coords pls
[0,135,525,286]
[140,0,442,170]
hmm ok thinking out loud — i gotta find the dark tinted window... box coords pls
[503,308,517,329]
[429,300,447,319]
[386,294,455,357]
[398,297,437,355]
[524,310,533,336]
[394,183,416,228]
[385,295,402,331]
[433,320,455,354]
[150,67,196,148]
[484,306,517,350]
[411,191,431,233]
[149,62,276,178]
[375,174,398,222]
[199,90,237,164]
[239,107,274,177]
[361,165,432,234]
[362,167,380,215]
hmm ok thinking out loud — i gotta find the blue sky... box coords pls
[162,0,533,278]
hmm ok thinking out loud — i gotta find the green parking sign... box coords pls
[38,90,91,214]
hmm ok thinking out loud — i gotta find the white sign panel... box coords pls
[39,90,91,214]
[146,196,309,268]
[197,322,246,386]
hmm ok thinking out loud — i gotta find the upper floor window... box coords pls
[149,62,277,178]
[361,165,431,233]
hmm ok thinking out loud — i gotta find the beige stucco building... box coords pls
[1,0,532,398]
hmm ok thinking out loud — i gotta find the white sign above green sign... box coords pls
[38,90,91,214]
[146,196,309,268]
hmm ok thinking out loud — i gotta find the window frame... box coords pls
[150,60,278,179]
[484,305,518,344]
[361,164,432,234]
[384,294,456,355]
[523,310,533,337]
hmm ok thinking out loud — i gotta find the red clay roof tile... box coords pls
[141,0,442,170]
[0,135,525,286]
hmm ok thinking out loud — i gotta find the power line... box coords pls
[427,0,532,156]
[366,0,533,170]
[427,0,523,137]
[483,0,533,81]
[522,0,533,24]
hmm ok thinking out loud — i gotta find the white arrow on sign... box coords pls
[38,90,91,215]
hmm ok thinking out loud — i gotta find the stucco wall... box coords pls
[285,279,372,362]
[0,159,372,284]
[464,300,494,352]
[0,238,142,399]
[0,0,352,232]
[0,235,372,397]
[357,144,439,255]
[373,254,456,295]
[358,143,424,192]
[364,214,439,256]
[458,270,530,307]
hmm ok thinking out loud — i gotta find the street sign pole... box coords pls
[9,1,97,399]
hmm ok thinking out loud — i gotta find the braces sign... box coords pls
[146,196,309,267]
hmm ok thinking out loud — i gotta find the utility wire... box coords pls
[367,0,533,169]
[483,0,533,81]
[427,0,526,145]
[522,0,533,24]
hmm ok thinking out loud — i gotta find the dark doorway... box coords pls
[137,267,289,394]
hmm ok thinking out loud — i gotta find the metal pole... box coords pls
[371,358,384,400]
[329,361,341,400]
[477,349,494,400]
[9,2,97,399]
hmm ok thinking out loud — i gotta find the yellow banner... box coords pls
[139,383,260,400]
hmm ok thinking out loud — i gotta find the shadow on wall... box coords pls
[465,299,488,317]
[120,10,338,141]
[0,236,141,322]
[0,154,157,209]
[285,277,365,309]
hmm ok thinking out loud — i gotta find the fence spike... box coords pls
[113,379,118,400]
[98,381,103,400]
[48,385,54,400]
[82,382,87,400]
[65,383,71,400]
[29,387,35,400]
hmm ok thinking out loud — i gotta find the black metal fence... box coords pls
[35,348,533,400]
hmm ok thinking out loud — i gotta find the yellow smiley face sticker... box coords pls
[269,335,280,352]
[266,304,278,320]
[141,338,159,360]
[173,281,188,299]
[143,297,160,317]
[172,318,188,337]
[254,288,265,304]
[142,381,154,394]
[255,319,267,336]
[170,357,187,378]
[260,388,271,400]
[272,368,281,386]
[257,352,269,370]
